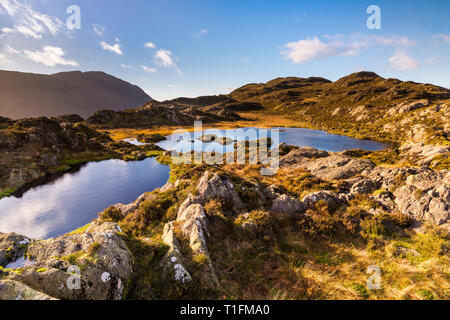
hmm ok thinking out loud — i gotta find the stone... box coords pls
[271,194,304,216]
[9,220,133,300]
[0,280,57,300]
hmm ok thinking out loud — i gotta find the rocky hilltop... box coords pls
[86,101,242,129]
[229,72,450,145]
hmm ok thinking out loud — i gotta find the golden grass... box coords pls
[105,112,301,141]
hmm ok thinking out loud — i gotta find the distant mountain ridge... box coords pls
[0,70,152,119]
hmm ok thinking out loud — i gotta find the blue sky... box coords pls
[0,0,449,100]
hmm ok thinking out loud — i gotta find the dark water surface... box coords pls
[0,158,170,239]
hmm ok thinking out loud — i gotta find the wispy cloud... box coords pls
[93,24,106,37]
[23,46,78,67]
[144,42,156,49]
[0,0,63,39]
[434,34,450,45]
[282,34,416,63]
[100,41,123,55]
[141,65,157,73]
[389,51,420,71]
[192,29,207,39]
[154,49,182,76]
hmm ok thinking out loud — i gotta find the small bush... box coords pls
[100,206,122,222]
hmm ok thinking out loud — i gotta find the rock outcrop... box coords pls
[2,220,133,300]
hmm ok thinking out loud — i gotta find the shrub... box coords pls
[99,206,122,222]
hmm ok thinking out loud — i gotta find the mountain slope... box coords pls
[0,70,152,119]
[228,72,450,145]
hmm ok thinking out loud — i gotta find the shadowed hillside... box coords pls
[0,70,152,119]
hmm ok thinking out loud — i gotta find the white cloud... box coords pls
[144,42,156,49]
[93,24,105,37]
[120,64,134,69]
[141,65,157,73]
[0,0,63,39]
[6,45,20,54]
[434,34,450,45]
[192,29,207,39]
[23,46,78,67]
[100,41,123,55]
[0,53,12,64]
[389,51,420,71]
[154,49,182,75]
[0,0,18,16]
[282,34,417,63]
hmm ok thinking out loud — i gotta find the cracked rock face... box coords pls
[271,194,304,216]
[196,171,244,211]
[161,222,192,284]
[4,220,133,300]
[0,280,56,300]
[0,233,31,267]
[394,171,449,225]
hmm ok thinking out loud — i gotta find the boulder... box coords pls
[302,191,346,211]
[306,155,375,180]
[175,203,219,286]
[349,177,379,195]
[0,280,56,300]
[196,171,244,211]
[271,194,304,216]
[279,147,329,168]
[0,233,31,267]
[161,222,192,284]
[9,220,133,300]
[394,171,449,225]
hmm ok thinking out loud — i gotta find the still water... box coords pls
[157,127,387,153]
[0,158,170,239]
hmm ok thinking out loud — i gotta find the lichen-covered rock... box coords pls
[271,194,304,216]
[393,170,449,225]
[0,233,31,267]
[196,171,244,211]
[161,222,192,284]
[279,147,329,168]
[113,192,155,216]
[349,177,379,195]
[0,280,56,300]
[8,220,133,300]
[177,204,211,256]
[302,191,345,211]
[177,204,219,286]
[306,155,375,180]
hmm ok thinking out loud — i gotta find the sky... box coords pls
[0,0,449,101]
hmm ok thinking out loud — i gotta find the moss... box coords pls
[87,242,101,256]
[417,289,434,300]
[65,223,91,236]
[0,188,16,199]
[62,251,84,265]
[363,148,401,165]
[352,283,370,299]
[373,189,388,197]
[430,153,450,170]
[36,268,48,273]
